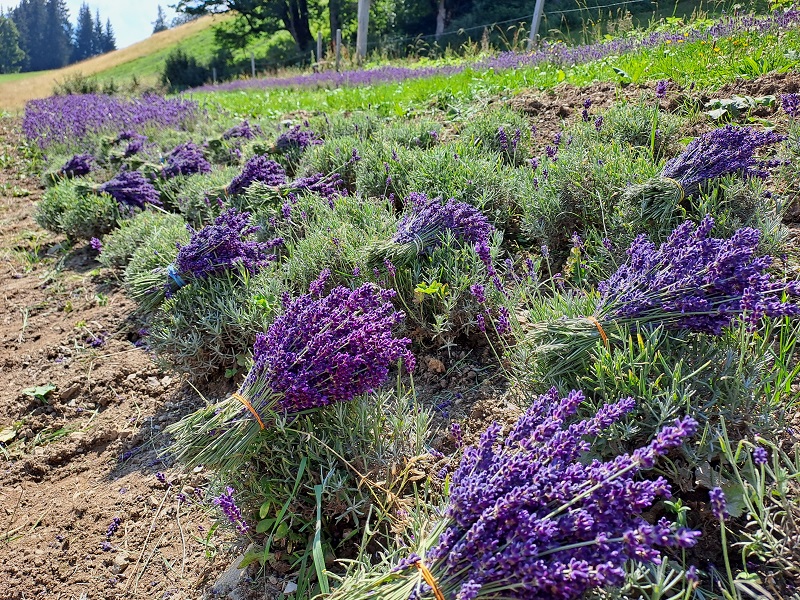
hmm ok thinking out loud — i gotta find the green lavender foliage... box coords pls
[381,119,443,150]
[36,178,120,240]
[99,210,187,269]
[146,268,285,378]
[159,167,237,227]
[123,216,191,286]
[585,100,686,161]
[385,231,508,347]
[297,135,365,192]
[459,106,531,166]
[277,194,396,293]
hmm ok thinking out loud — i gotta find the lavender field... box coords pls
[3,6,800,600]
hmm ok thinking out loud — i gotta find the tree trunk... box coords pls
[435,0,446,40]
[283,0,313,52]
[329,0,340,43]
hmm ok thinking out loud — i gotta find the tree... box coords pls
[72,3,94,61]
[102,19,116,53]
[153,5,169,33]
[43,0,73,69]
[0,16,26,73]
[175,0,314,52]
[92,9,104,54]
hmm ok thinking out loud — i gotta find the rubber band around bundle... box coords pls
[166,264,187,289]
[586,316,609,347]
[231,392,266,430]
[661,177,685,202]
[413,560,445,600]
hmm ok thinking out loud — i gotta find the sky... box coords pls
[62,1,180,49]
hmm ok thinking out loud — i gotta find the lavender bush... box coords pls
[165,278,414,472]
[327,388,699,600]
[23,93,200,150]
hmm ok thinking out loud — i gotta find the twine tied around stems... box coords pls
[412,559,445,600]
[661,177,686,202]
[166,264,187,289]
[231,392,266,430]
[585,316,609,348]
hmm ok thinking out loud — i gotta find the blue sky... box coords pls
[63,1,180,49]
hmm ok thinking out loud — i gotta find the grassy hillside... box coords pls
[0,15,223,112]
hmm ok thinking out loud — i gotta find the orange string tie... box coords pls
[231,392,266,430]
[586,316,609,347]
[413,560,445,600]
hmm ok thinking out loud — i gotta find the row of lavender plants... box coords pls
[22,71,800,599]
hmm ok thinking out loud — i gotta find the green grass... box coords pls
[0,71,48,84]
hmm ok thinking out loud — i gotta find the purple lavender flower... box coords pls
[450,422,463,449]
[655,79,669,99]
[213,487,249,534]
[228,155,287,196]
[752,446,768,465]
[661,125,785,198]
[497,127,509,151]
[175,208,277,280]
[594,115,604,131]
[476,313,486,332]
[90,237,103,252]
[106,517,122,539]
[709,487,728,520]
[470,284,486,304]
[162,142,212,179]
[241,282,415,413]
[223,120,262,140]
[780,93,800,118]
[60,153,93,177]
[685,565,699,587]
[597,216,800,334]
[98,170,162,209]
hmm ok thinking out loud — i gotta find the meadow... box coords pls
[4,5,800,599]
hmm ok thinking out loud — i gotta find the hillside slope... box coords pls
[0,15,223,112]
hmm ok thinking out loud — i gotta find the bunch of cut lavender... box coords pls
[97,170,162,210]
[127,208,279,313]
[327,388,699,600]
[227,155,287,196]
[368,192,494,268]
[288,171,348,201]
[529,216,800,377]
[223,120,263,140]
[275,125,322,154]
[622,125,784,225]
[165,276,414,472]
[162,142,212,179]
[59,154,93,178]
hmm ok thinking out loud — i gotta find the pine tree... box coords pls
[0,15,26,74]
[42,0,73,69]
[92,9,104,54]
[73,3,94,61]
[102,19,116,53]
[153,5,168,34]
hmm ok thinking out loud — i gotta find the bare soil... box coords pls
[0,119,244,599]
